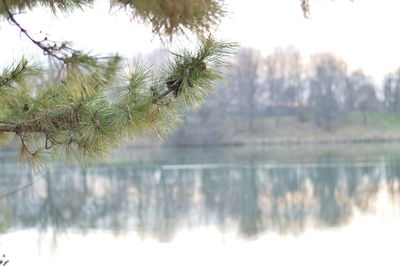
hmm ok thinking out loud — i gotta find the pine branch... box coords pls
[0,38,235,165]
[111,0,226,38]
[0,58,42,91]
[0,0,94,15]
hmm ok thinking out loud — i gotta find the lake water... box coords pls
[1,145,400,266]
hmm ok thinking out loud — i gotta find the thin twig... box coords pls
[2,0,67,63]
[45,134,54,149]
[18,133,34,156]
[0,121,17,125]
[0,179,39,199]
[154,79,181,102]
[155,86,175,101]
[0,125,19,132]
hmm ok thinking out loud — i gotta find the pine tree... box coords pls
[0,0,236,165]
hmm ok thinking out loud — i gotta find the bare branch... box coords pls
[154,86,176,102]
[0,121,17,125]
[0,125,19,132]
[2,0,69,63]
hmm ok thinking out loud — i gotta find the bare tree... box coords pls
[383,70,400,112]
[232,48,261,130]
[308,53,347,131]
[262,47,304,126]
[346,71,378,126]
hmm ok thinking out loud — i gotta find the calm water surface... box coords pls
[1,145,400,265]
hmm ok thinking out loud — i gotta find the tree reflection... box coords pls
[1,155,400,244]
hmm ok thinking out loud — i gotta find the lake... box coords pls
[1,144,400,266]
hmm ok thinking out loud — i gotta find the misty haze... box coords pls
[1,1,400,266]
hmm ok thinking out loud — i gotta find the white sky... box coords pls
[1,0,400,85]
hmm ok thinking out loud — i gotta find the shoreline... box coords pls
[127,135,400,149]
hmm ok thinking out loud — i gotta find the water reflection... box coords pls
[1,148,400,245]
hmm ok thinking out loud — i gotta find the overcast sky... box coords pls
[1,0,400,84]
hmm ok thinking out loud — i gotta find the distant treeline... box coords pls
[147,46,400,146]
[212,47,392,130]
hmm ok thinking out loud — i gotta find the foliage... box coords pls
[0,255,8,266]
[0,0,235,164]
[0,0,225,39]
[0,0,336,165]
[0,0,238,165]
[0,39,235,165]
[111,0,225,37]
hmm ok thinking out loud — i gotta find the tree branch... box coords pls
[0,123,37,133]
[0,125,19,132]
[154,86,176,102]
[2,0,67,63]
[0,121,17,125]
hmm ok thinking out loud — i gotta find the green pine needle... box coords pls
[0,38,235,165]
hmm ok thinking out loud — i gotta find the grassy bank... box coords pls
[160,111,400,147]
